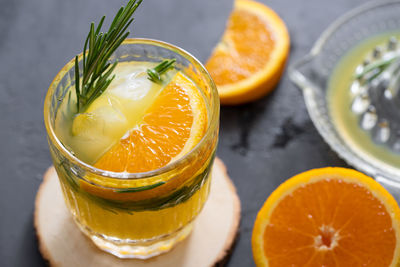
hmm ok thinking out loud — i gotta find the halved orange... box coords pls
[252,167,400,266]
[95,72,207,173]
[205,0,290,105]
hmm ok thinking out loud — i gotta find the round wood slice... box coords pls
[35,157,241,267]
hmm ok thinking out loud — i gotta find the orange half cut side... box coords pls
[252,167,400,266]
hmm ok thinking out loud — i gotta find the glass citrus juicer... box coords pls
[289,0,400,200]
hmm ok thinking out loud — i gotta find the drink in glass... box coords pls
[44,39,219,258]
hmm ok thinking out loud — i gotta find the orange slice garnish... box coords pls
[252,167,400,266]
[95,72,207,173]
[206,0,290,105]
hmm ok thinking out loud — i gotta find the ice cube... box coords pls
[110,67,155,101]
[72,95,128,139]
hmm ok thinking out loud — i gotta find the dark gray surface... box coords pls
[0,0,365,266]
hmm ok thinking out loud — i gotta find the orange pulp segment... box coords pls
[205,0,290,105]
[95,72,207,173]
[252,167,400,266]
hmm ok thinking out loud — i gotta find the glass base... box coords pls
[75,221,194,259]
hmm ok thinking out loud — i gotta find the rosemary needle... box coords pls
[147,59,177,84]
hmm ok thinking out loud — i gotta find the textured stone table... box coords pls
[0,0,365,266]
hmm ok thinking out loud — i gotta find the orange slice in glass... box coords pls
[95,72,207,173]
[206,0,290,105]
[252,167,400,266]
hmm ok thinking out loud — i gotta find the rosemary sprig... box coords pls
[115,181,166,193]
[74,0,143,113]
[147,59,176,84]
[355,56,398,81]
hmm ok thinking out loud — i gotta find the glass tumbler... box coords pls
[44,39,219,259]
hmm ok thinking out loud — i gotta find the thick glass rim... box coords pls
[44,38,219,180]
[311,0,400,56]
[289,0,400,81]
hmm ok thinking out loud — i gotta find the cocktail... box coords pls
[43,1,219,259]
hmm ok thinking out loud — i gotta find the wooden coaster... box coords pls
[34,158,241,267]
